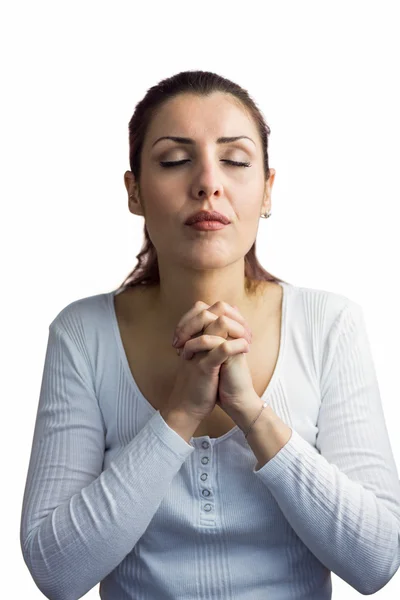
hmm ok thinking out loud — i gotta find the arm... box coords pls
[237,301,400,595]
[20,323,194,600]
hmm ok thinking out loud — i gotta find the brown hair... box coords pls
[117,70,288,295]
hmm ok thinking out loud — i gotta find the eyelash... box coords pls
[159,159,251,168]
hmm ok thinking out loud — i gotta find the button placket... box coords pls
[199,439,213,513]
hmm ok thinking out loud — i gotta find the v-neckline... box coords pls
[108,281,290,445]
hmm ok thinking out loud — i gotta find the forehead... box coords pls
[146,92,257,143]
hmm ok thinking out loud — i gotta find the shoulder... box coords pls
[276,280,364,351]
[284,280,361,319]
[48,290,112,339]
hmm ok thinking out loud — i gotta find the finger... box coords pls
[209,302,251,332]
[177,314,252,349]
[181,335,250,360]
[174,301,250,340]
[175,304,252,347]
[173,300,210,343]
[207,314,253,342]
[187,338,251,362]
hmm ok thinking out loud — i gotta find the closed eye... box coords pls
[159,159,251,168]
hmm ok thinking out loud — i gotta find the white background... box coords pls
[2,0,399,597]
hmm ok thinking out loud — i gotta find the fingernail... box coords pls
[172,336,179,347]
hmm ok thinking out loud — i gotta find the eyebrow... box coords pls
[151,135,256,148]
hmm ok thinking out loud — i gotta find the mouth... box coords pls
[186,221,229,231]
[185,210,231,226]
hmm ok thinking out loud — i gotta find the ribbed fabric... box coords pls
[20,281,400,599]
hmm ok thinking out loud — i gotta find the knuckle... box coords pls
[212,300,225,309]
[218,314,229,326]
[195,300,208,309]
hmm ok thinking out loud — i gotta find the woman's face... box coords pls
[127,92,274,271]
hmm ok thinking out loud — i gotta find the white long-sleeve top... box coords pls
[20,280,400,599]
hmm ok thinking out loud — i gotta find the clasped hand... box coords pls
[172,300,257,413]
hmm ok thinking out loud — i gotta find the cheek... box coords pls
[239,201,264,222]
[141,187,178,219]
[142,195,182,238]
[147,177,182,207]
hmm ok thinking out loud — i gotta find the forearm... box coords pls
[21,414,194,599]
[231,394,293,470]
[231,396,400,595]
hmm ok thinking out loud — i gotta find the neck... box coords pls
[144,278,268,338]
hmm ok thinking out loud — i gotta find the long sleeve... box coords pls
[253,300,400,595]
[20,323,194,600]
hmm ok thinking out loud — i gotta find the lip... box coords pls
[188,221,228,231]
[185,210,231,225]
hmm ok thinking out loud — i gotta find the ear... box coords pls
[124,170,145,217]
[262,168,275,214]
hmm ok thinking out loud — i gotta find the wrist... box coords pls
[243,400,269,438]
[160,409,202,443]
[225,393,267,433]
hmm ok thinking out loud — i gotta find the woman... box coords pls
[20,70,400,599]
